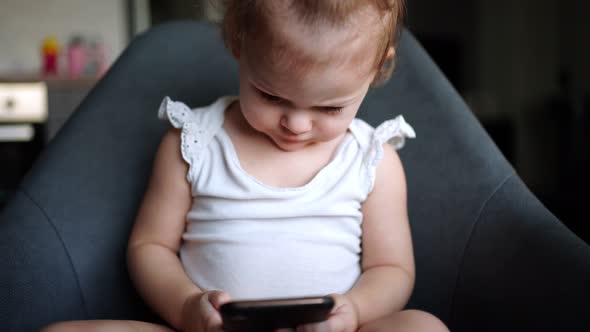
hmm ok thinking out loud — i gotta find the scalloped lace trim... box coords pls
[365,115,416,192]
[158,97,209,179]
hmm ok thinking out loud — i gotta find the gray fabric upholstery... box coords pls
[1,21,589,332]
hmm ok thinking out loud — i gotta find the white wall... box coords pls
[131,0,151,36]
[0,0,128,74]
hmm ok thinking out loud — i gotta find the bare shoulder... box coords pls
[158,128,183,161]
[363,142,407,215]
[128,128,191,250]
[152,128,189,189]
[146,127,192,206]
[360,143,413,271]
[373,143,407,194]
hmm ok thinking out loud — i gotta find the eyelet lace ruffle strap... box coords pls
[365,115,416,192]
[376,115,416,150]
[158,97,210,182]
[158,96,193,129]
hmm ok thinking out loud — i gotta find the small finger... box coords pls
[297,321,329,332]
[208,290,232,310]
[202,308,224,332]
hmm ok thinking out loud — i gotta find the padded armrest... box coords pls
[0,191,87,331]
[451,175,590,331]
[1,20,588,332]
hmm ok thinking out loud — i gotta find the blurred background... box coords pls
[0,0,588,242]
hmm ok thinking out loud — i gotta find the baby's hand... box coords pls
[181,290,232,332]
[280,294,359,332]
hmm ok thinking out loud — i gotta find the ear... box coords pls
[371,46,397,87]
[384,46,395,63]
[231,33,241,59]
[375,46,395,72]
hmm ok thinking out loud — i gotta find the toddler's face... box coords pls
[235,5,384,152]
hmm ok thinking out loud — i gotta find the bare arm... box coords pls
[127,128,202,329]
[345,144,415,326]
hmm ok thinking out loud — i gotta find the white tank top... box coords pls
[158,96,415,300]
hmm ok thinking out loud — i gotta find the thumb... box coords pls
[208,290,232,310]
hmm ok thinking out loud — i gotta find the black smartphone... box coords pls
[220,295,335,332]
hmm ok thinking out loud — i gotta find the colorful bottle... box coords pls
[67,36,87,79]
[86,36,108,78]
[41,36,60,76]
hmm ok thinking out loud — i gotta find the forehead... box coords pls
[243,1,384,82]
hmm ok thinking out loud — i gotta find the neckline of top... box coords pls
[208,96,358,192]
[218,129,354,192]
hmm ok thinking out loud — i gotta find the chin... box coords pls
[274,142,308,152]
[271,136,311,152]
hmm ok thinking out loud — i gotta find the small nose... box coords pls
[281,111,312,135]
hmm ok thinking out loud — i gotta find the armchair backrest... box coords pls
[2,21,588,332]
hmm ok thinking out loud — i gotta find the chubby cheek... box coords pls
[315,118,352,141]
[238,93,277,132]
[237,71,265,131]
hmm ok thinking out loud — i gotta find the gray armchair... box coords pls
[1,21,589,332]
